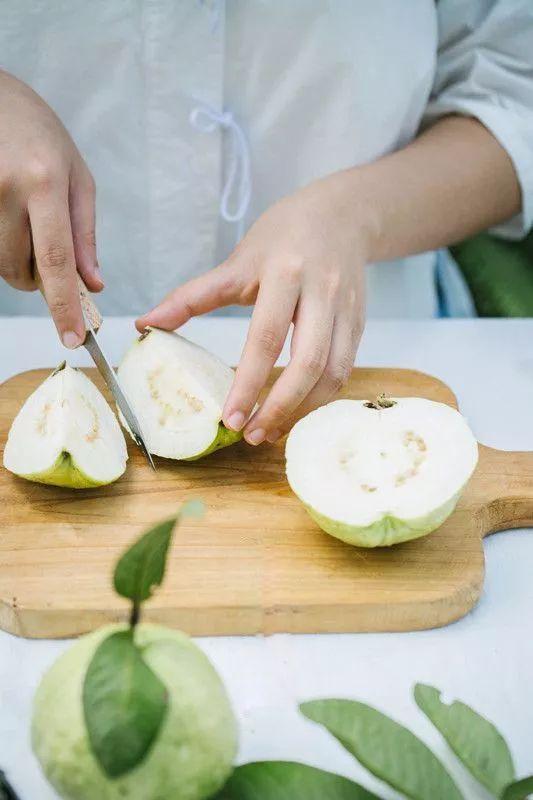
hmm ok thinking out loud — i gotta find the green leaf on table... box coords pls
[301,699,463,800]
[0,771,21,800]
[83,629,168,778]
[502,777,533,800]
[414,684,515,796]
[214,761,382,799]
[113,499,204,602]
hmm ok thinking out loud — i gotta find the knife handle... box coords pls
[76,274,103,333]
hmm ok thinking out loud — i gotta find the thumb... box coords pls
[136,262,241,332]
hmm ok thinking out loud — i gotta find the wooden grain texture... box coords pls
[0,367,532,639]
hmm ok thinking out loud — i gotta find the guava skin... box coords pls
[18,451,122,489]
[183,424,243,461]
[32,624,238,800]
[305,490,462,548]
[119,416,242,462]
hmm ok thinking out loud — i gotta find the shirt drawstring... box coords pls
[198,0,224,34]
[189,105,252,243]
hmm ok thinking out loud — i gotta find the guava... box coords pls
[285,397,478,547]
[3,363,127,488]
[32,624,238,800]
[117,328,241,460]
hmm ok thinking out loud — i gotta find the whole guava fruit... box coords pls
[32,624,238,800]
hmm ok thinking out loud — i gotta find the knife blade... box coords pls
[36,268,155,469]
[84,328,155,470]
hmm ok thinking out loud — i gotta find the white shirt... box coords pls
[0,0,532,319]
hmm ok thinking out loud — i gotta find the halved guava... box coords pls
[3,363,127,488]
[285,396,478,547]
[117,328,241,460]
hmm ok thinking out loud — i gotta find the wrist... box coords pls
[312,167,384,264]
[344,166,385,263]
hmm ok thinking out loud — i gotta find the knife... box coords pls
[40,272,155,470]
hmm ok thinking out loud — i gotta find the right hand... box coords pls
[0,69,102,347]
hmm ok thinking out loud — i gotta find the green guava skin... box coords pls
[183,424,243,461]
[305,490,462,547]
[16,451,122,489]
[32,624,238,800]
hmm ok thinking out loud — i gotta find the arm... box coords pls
[139,0,533,445]
[354,114,521,262]
[138,115,521,444]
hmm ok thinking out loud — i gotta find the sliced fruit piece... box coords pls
[285,396,478,547]
[117,328,241,460]
[3,363,127,488]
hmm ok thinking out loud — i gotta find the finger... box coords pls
[243,289,334,444]
[69,164,103,292]
[136,261,241,332]
[222,275,299,432]
[28,187,85,348]
[277,313,362,439]
[0,205,34,290]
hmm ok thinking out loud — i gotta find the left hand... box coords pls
[137,174,372,444]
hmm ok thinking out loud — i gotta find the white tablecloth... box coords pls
[1,317,533,799]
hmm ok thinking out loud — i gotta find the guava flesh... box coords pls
[286,397,478,548]
[3,363,127,489]
[32,624,238,800]
[117,328,241,460]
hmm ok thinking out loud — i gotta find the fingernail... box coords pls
[226,411,245,431]
[62,330,82,349]
[266,429,281,444]
[94,264,104,287]
[246,428,266,446]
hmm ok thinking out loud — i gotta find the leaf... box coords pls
[414,684,515,797]
[83,630,168,778]
[301,699,463,800]
[114,499,204,602]
[0,771,21,800]
[502,777,533,800]
[214,761,382,799]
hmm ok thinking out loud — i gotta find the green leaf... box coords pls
[113,499,204,603]
[214,762,382,799]
[502,777,533,800]
[0,771,21,800]
[301,699,463,800]
[83,630,168,778]
[414,684,515,796]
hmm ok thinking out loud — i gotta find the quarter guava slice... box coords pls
[117,328,241,460]
[31,623,238,800]
[3,363,127,488]
[285,396,478,547]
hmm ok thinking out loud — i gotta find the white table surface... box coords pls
[1,316,533,799]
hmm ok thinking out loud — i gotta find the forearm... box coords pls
[341,115,522,262]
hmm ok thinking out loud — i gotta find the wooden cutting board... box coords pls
[1,367,532,639]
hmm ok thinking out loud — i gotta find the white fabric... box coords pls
[423,0,533,239]
[0,0,531,320]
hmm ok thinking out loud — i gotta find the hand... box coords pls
[137,173,372,444]
[0,70,102,347]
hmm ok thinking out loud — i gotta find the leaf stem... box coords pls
[129,599,141,631]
